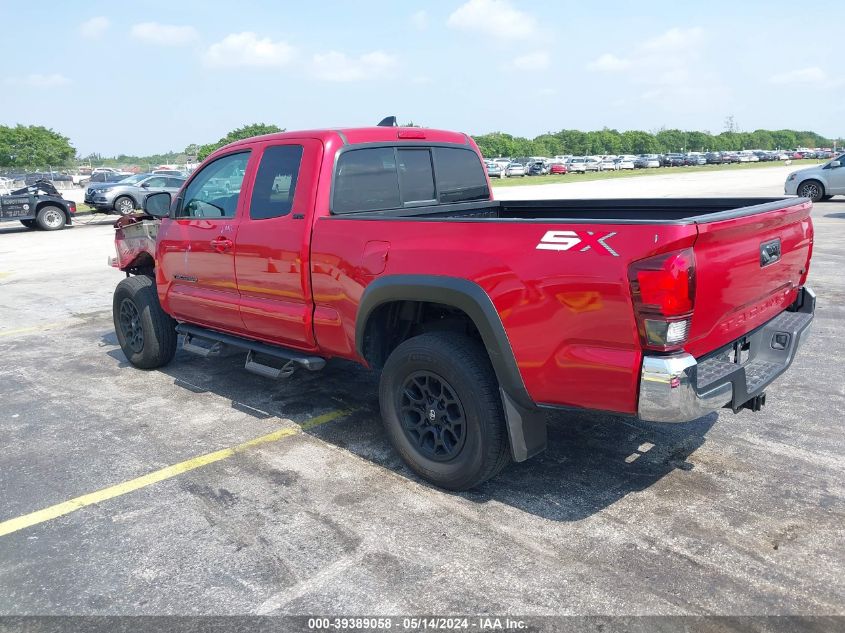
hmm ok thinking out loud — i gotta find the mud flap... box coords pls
[500,388,547,462]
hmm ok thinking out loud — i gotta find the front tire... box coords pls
[114,196,136,216]
[798,180,825,202]
[379,333,511,491]
[35,205,66,230]
[113,275,177,369]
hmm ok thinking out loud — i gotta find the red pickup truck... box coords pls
[111,124,815,490]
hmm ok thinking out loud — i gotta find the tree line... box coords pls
[0,123,837,170]
[473,128,836,159]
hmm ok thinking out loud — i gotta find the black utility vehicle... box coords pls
[0,180,77,230]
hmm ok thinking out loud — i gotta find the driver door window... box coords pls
[177,152,250,219]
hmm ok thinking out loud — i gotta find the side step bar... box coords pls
[175,324,326,375]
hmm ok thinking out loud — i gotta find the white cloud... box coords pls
[203,32,296,68]
[447,0,537,40]
[311,51,398,82]
[6,74,71,88]
[131,22,199,46]
[642,27,704,50]
[769,67,827,85]
[584,26,729,106]
[79,16,109,39]
[587,53,632,72]
[411,10,428,30]
[504,51,549,71]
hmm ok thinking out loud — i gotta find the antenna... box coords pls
[377,116,398,127]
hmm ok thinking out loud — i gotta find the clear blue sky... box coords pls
[1,0,841,156]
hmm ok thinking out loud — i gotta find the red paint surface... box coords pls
[146,126,813,415]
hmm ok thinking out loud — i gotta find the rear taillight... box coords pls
[628,247,696,352]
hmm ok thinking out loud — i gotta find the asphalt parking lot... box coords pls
[0,166,843,618]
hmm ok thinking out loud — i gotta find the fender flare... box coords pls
[357,275,546,461]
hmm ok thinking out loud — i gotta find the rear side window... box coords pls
[397,148,435,204]
[331,145,490,213]
[433,148,489,203]
[333,148,400,213]
[250,145,303,219]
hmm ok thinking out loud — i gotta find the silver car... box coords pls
[784,153,845,201]
[85,173,185,215]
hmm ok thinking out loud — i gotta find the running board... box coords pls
[175,324,326,372]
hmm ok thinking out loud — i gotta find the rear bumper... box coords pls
[638,286,815,423]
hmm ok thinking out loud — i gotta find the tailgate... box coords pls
[686,199,813,358]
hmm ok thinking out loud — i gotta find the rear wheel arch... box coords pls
[356,276,530,404]
[357,276,546,462]
[35,200,70,222]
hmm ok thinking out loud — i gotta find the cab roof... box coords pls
[221,126,473,151]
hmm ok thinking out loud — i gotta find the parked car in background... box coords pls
[85,173,186,215]
[784,152,845,201]
[567,157,587,173]
[663,153,686,167]
[549,163,568,175]
[492,158,511,172]
[81,171,127,187]
[685,154,707,166]
[705,152,724,165]
[614,156,636,170]
[506,162,526,177]
[599,156,618,171]
[527,161,547,176]
[720,152,739,164]
[152,169,187,177]
[485,161,504,179]
[584,157,603,172]
[634,154,661,168]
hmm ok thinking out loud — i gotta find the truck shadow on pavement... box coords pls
[104,334,717,522]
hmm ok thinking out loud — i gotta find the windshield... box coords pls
[118,174,148,184]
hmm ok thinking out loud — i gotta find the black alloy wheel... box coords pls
[398,371,467,462]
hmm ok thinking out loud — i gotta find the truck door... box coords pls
[157,151,252,332]
[234,139,322,350]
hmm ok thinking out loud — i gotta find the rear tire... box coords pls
[113,275,177,369]
[35,205,66,230]
[798,180,825,202]
[379,332,511,491]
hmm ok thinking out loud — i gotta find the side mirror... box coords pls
[140,182,150,188]
[144,191,172,218]
[830,160,841,168]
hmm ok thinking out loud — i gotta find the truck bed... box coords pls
[338,197,795,224]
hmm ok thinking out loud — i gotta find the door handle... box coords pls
[210,237,233,252]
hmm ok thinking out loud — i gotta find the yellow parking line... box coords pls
[0,408,352,537]
[0,322,68,338]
